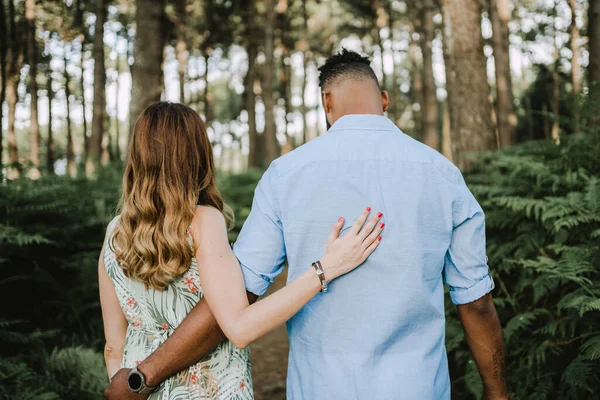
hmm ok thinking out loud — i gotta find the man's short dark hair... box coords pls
[317,48,380,89]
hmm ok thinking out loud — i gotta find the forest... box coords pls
[0,0,599,399]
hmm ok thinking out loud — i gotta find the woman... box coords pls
[99,102,384,399]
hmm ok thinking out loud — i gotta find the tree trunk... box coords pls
[47,74,54,174]
[421,0,438,150]
[246,45,259,168]
[278,2,292,149]
[115,57,121,160]
[441,101,453,162]
[26,0,40,179]
[243,0,259,168]
[101,123,110,164]
[129,0,166,141]
[525,95,534,140]
[301,0,309,143]
[79,34,88,158]
[301,53,309,143]
[568,0,581,133]
[441,0,496,168]
[203,51,211,123]
[551,44,560,144]
[87,0,107,176]
[279,49,292,149]
[489,0,516,147]
[6,74,19,179]
[386,0,397,122]
[589,0,600,103]
[6,0,22,179]
[175,0,187,103]
[0,0,6,170]
[64,55,76,177]
[409,21,423,139]
[263,0,278,164]
[370,0,385,83]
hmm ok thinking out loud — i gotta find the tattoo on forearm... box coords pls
[492,340,505,380]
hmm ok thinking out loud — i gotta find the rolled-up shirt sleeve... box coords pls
[232,164,286,297]
[443,171,494,305]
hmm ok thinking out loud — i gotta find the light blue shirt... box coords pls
[233,114,493,400]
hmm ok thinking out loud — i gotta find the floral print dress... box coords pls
[103,216,253,400]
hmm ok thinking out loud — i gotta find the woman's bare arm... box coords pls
[98,246,128,379]
[192,205,384,349]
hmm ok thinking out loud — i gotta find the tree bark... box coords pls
[115,56,121,160]
[129,0,166,142]
[87,0,107,175]
[542,103,550,139]
[441,0,496,168]
[0,0,6,170]
[246,45,259,168]
[174,0,187,103]
[263,0,278,164]
[47,73,54,174]
[79,34,88,158]
[386,0,397,122]
[568,0,581,133]
[278,3,292,149]
[489,0,516,147]
[243,0,259,168]
[202,51,211,123]
[6,0,22,179]
[300,0,309,143]
[6,73,19,179]
[421,0,438,150]
[551,27,560,144]
[64,55,76,177]
[409,21,423,139]
[370,0,385,84]
[26,0,40,179]
[589,0,600,102]
[442,101,453,162]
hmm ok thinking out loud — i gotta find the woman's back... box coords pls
[103,216,253,399]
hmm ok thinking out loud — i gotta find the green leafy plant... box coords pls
[447,133,600,400]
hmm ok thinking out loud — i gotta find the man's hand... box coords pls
[104,368,149,400]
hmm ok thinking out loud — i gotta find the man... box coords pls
[105,49,508,399]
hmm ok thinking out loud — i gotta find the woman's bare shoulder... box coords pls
[192,206,227,235]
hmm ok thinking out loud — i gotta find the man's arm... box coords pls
[457,293,508,400]
[104,291,257,400]
[440,164,507,399]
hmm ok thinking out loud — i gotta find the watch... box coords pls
[127,366,158,394]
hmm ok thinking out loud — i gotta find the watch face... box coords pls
[128,372,143,391]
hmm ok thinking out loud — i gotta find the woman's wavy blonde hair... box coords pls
[109,102,232,290]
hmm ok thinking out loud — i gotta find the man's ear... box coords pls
[381,90,390,112]
[323,91,332,113]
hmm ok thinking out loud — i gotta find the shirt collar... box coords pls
[327,114,399,134]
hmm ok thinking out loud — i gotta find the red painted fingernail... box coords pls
[338,217,344,223]
[366,206,371,212]
[380,223,385,228]
[378,236,382,241]
[377,212,383,218]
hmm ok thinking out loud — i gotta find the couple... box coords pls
[100,49,508,400]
